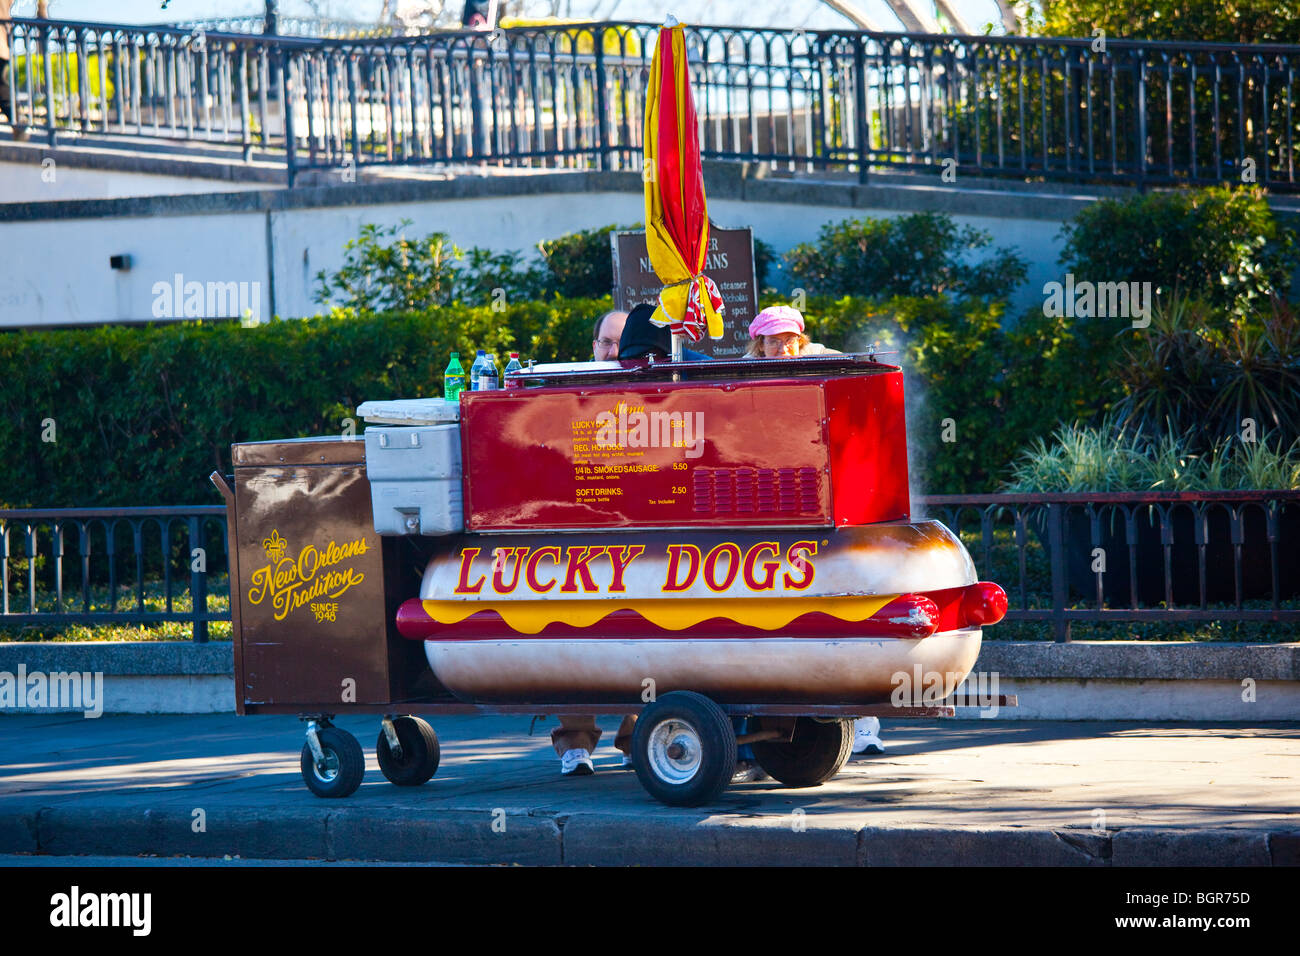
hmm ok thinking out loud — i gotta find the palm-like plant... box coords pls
[1112,293,1300,445]
[1208,299,1300,439]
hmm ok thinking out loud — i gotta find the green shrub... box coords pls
[1039,0,1300,43]
[1056,186,1299,314]
[0,299,609,509]
[753,237,776,293]
[1001,304,1125,450]
[313,220,546,312]
[783,212,1028,301]
[537,223,635,299]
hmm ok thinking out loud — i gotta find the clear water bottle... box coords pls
[478,352,500,391]
[503,351,523,388]
[468,349,487,391]
[444,351,466,402]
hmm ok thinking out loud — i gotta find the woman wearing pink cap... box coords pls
[745,306,840,358]
[744,305,883,759]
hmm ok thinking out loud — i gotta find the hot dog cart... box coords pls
[211,352,1011,807]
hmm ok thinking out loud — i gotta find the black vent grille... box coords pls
[692,466,822,515]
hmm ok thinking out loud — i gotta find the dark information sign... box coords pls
[611,224,758,359]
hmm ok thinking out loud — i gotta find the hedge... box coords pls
[0,298,610,508]
[1,290,1130,506]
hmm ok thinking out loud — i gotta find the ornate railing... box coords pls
[922,492,1300,642]
[2,17,1299,189]
[3,495,1297,643]
[0,506,228,642]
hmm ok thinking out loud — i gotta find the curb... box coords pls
[1,805,1294,866]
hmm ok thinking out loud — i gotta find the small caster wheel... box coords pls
[300,725,365,798]
[632,691,736,807]
[377,716,440,786]
[751,716,853,787]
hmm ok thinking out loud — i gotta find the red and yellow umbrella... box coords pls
[643,20,724,344]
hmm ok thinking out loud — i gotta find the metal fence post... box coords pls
[1134,47,1147,191]
[853,35,869,184]
[189,516,208,643]
[593,26,609,171]
[347,52,361,172]
[465,38,483,161]
[41,22,57,145]
[281,46,297,186]
[1048,502,1071,642]
[238,45,253,161]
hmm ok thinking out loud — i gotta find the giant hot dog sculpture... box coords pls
[383,357,1007,706]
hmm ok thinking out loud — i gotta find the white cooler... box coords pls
[358,399,463,536]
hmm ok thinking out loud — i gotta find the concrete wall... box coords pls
[2,212,272,326]
[2,640,1296,720]
[0,167,1105,328]
[0,160,270,203]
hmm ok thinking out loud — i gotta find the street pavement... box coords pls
[1,714,1297,865]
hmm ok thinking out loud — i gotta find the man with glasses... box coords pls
[592,309,628,361]
[550,308,631,776]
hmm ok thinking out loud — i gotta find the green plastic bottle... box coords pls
[444,351,466,402]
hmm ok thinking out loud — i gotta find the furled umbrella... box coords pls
[643,17,725,357]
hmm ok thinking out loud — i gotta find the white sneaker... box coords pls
[620,753,634,769]
[852,717,885,755]
[560,748,595,776]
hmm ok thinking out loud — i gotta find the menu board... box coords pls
[567,399,697,510]
[611,224,759,359]
[460,382,831,530]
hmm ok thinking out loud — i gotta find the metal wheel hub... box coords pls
[313,747,340,782]
[647,718,702,785]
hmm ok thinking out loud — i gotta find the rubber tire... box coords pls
[300,726,365,798]
[632,691,737,807]
[376,716,440,786]
[750,716,854,788]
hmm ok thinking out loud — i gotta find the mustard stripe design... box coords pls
[420,595,897,636]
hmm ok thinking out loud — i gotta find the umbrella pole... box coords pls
[671,332,683,381]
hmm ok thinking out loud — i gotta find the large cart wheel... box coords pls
[632,691,737,807]
[376,716,440,786]
[300,725,365,798]
[750,716,854,788]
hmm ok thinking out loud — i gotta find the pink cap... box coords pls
[748,305,805,339]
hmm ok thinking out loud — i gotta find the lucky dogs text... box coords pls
[453,541,818,594]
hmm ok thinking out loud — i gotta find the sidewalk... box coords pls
[1,714,1297,866]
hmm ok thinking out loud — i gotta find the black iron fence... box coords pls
[921,491,1300,641]
[2,495,1297,643]
[0,506,228,642]
[3,17,1299,189]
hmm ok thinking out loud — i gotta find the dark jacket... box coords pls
[618,303,712,361]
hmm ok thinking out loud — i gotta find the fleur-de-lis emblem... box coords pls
[262,529,287,562]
